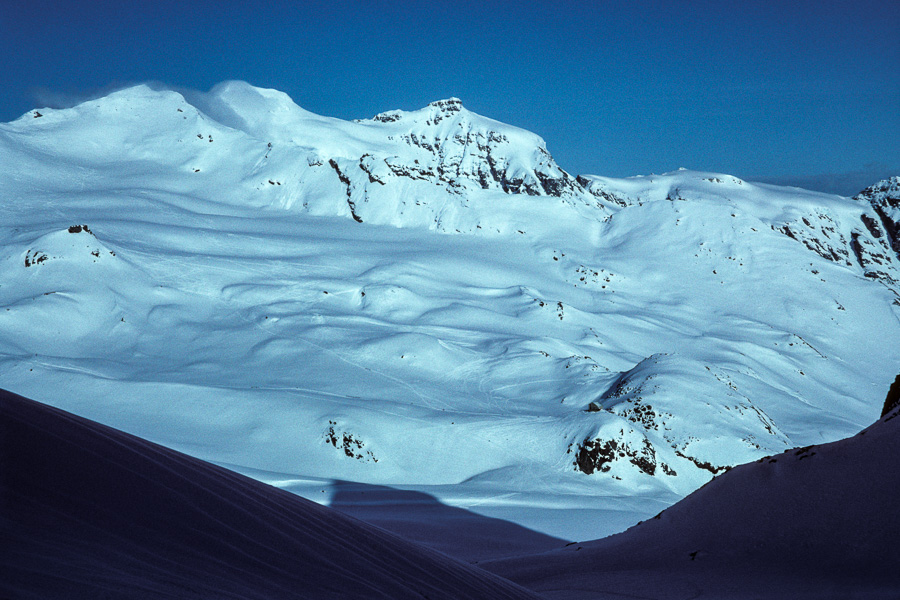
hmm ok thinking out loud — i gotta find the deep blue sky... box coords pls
[2,0,898,194]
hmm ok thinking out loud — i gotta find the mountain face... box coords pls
[854,176,900,264]
[9,82,594,232]
[1,81,898,546]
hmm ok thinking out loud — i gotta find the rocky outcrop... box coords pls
[773,214,853,266]
[576,175,638,208]
[882,374,900,417]
[325,420,377,462]
[576,354,792,481]
[328,159,363,223]
[366,99,586,201]
[769,181,900,289]
[22,226,116,268]
[855,177,900,261]
[571,430,676,477]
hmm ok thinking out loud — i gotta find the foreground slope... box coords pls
[484,396,900,599]
[0,389,541,600]
[0,82,898,546]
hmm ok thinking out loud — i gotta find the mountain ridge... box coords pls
[5,81,597,230]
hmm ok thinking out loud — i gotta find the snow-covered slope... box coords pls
[0,389,541,599]
[1,81,898,549]
[484,399,900,599]
[4,82,591,232]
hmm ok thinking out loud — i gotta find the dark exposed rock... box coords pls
[860,213,882,238]
[661,463,677,476]
[850,232,865,268]
[572,435,671,477]
[856,177,900,210]
[856,177,900,259]
[325,420,377,462]
[574,438,613,474]
[376,106,584,201]
[328,159,363,223]
[24,250,48,267]
[358,154,386,185]
[576,176,635,207]
[775,218,851,265]
[618,401,660,431]
[882,374,900,418]
[778,224,798,241]
[674,449,729,475]
[874,206,900,257]
[772,202,900,288]
[372,111,402,123]
[429,98,463,113]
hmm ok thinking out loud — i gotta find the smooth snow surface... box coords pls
[1,81,898,551]
[0,389,541,600]
[484,404,900,599]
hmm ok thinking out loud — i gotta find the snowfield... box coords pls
[1,81,898,555]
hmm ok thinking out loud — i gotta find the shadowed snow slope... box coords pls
[484,404,900,599]
[0,389,541,600]
[328,480,568,562]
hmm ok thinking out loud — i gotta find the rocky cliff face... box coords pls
[856,177,900,260]
[772,204,900,296]
[367,98,585,199]
[319,96,603,230]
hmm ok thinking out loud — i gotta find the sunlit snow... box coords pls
[1,81,897,551]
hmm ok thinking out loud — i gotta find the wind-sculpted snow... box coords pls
[0,389,542,600]
[0,82,898,548]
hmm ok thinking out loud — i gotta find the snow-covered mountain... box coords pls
[1,81,898,548]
